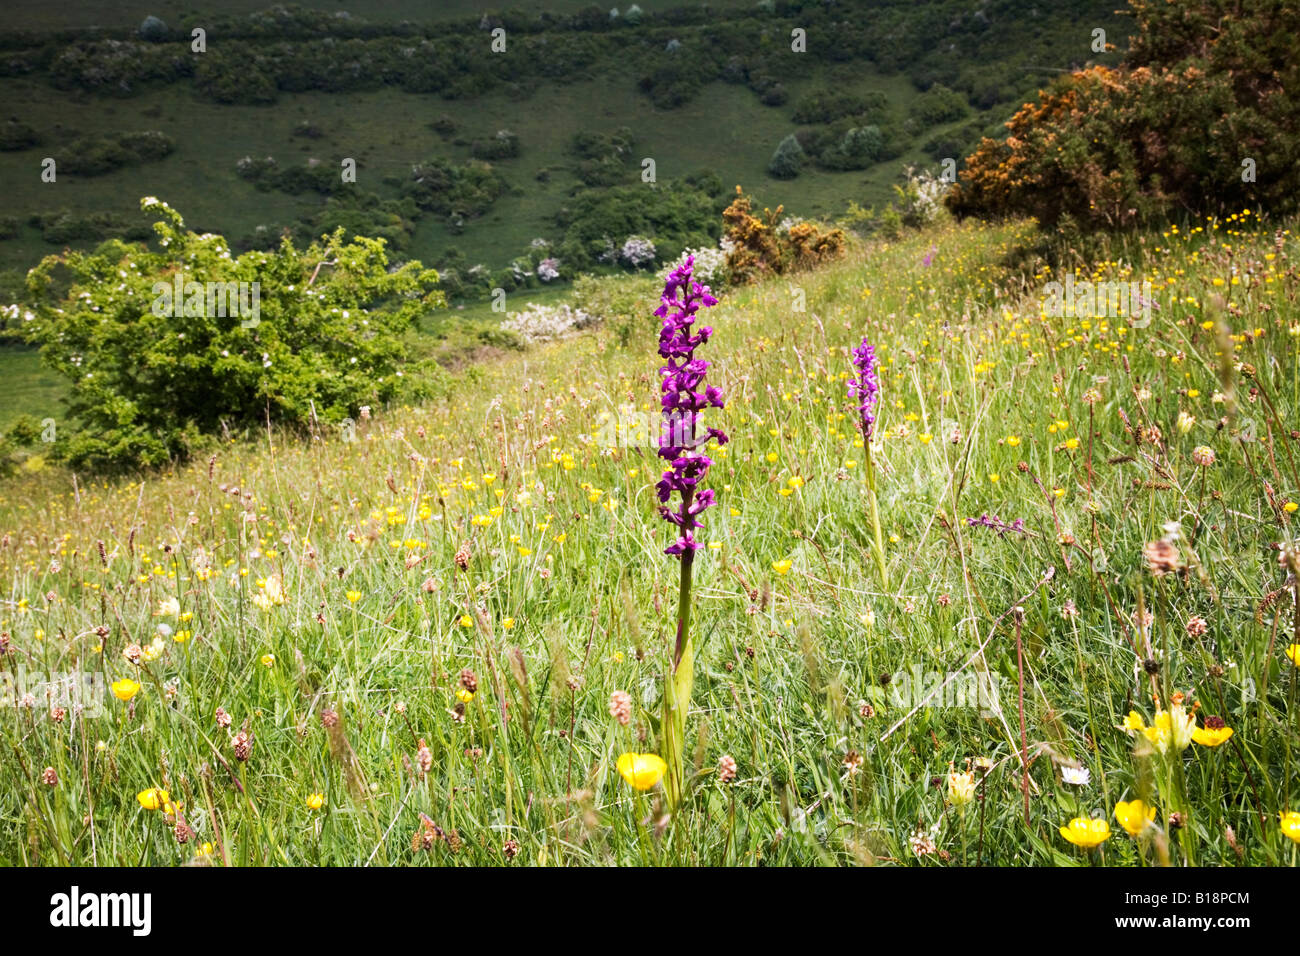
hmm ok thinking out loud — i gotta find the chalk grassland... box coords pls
[2,214,1298,865]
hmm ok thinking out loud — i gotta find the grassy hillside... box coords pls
[3,210,1298,865]
[0,0,1126,425]
[0,0,1125,280]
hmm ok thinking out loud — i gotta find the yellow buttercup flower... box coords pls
[137,788,170,811]
[306,793,325,811]
[772,559,792,576]
[1192,717,1233,747]
[260,653,275,668]
[1060,816,1112,848]
[1286,644,1300,666]
[1114,799,1157,836]
[1281,811,1300,844]
[346,590,362,603]
[617,752,667,791]
[111,678,141,702]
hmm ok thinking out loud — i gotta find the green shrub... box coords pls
[818,125,884,171]
[910,83,970,127]
[399,159,507,218]
[792,89,887,125]
[571,272,659,347]
[60,131,174,176]
[767,134,805,179]
[0,120,39,151]
[552,178,721,271]
[22,198,447,470]
[470,130,521,161]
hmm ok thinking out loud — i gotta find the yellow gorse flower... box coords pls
[617,752,667,791]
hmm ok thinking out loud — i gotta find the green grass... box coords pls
[3,211,1299,866]
[0,343,67,430]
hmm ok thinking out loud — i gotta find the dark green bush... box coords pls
[0,120,39,151]
[767,134,805,179]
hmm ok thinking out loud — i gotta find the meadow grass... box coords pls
[2,213,1299,866]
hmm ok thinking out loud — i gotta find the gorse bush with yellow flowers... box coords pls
[3,203,1300,866]
[947,1,1300,229]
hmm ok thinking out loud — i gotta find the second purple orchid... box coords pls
[848,337,880,442]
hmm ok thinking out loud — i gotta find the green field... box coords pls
[4,212,1300,866]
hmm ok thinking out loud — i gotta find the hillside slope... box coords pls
[2,214,1298,865]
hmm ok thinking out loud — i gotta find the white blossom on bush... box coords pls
[620,235,657,268]
[501,303,597,343]
[661,243,729,284]
[897,166,951,224]
[537,258,560,282]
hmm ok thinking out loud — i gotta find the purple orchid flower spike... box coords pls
[848,337,880,442]
[656,255,726,558]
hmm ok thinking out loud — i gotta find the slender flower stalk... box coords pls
[849,337,888,589]
[655,255,726,810]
